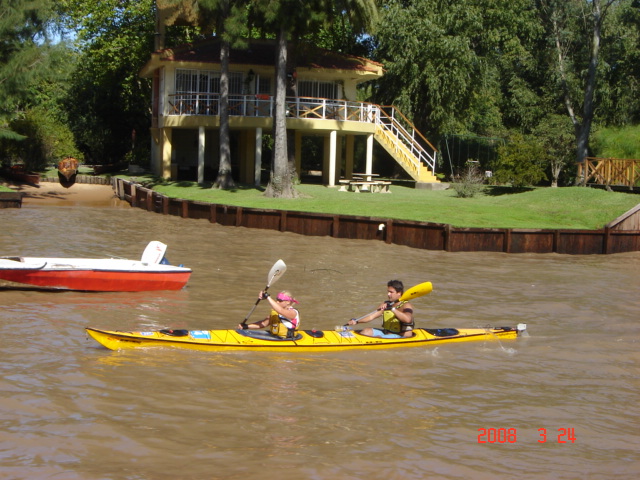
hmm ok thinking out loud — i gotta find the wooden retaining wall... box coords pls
[114,178,640,255]
[41,175,113,185]
[0,191,22,208]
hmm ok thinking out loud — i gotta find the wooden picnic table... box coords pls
[352,173,379,182]
[338,177,391,193]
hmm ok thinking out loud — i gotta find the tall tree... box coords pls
[250,0,311,198]
[373,0,540,138]
[58,0,157,164]
[251,0,379,198]
[198,0,249,189]
[0,0,58,142]
[597,0,640,126]
[538,0,619,165]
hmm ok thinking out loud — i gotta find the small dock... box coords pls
[0,192,23,208]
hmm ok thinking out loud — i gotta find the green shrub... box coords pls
[4,106,81,170]
[451,162,486,197]
[494,133,547,188]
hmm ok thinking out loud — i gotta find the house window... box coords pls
[228,73,243,94]
[298,80,338,99]
[175,69,244,94]
[257,76,271,95]
[200,71,219,93]
[176,69,199,93]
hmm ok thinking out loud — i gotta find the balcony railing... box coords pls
[165,93,436,176]
[166,93,378,122]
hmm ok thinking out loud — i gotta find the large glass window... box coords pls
[257,76,271,95]
[228,72,243,94]
[298,80,338,99]
[175,69,244,94]
[176,69,199,93]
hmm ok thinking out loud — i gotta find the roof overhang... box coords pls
[140,38,384,83]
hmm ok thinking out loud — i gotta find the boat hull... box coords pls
[0,268,190,291]
[0,255,191,291]
[86,325,526,352]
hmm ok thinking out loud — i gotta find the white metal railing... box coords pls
[165,93,437,176]
[166,93,375,121]
[376,106,437,175]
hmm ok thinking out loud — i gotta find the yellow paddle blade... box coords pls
[400,281,433,301]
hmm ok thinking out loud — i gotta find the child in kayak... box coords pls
[238,290,300,338]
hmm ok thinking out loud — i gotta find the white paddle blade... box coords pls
[400,281,433,301]
[267,259,287,287]
[141,241,168,264]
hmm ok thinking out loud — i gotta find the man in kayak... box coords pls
[346,280,414,338]
[238,290,301,339]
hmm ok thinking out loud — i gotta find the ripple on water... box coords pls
[1,206,639,479]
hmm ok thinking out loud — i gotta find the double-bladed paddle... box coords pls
[349,281,433,324]
[242,259,287,325]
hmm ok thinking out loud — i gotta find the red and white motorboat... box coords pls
[0,241,191,292]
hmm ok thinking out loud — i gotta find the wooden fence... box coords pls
[114,178,640,255]
[578,157,640,189]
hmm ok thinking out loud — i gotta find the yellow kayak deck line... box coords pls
[86,324,527,352]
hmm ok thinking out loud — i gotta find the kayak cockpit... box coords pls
[236,329,304,341]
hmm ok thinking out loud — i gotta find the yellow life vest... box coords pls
[381,301,413,334]
[268,309,300,338]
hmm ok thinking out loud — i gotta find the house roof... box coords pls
[139,38,384,80]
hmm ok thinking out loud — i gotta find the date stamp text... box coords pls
[477,427,576,444]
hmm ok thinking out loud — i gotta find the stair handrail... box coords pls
[375,105,437,174]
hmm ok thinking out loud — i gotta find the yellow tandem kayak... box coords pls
[85,324,527,352]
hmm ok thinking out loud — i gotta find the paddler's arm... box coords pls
[392,301,414,325]
[238,317,269,330]
[347,307,383,326]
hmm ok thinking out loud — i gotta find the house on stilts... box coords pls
[142,7,440,189]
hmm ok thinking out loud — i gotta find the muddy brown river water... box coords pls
[1,196,639,479]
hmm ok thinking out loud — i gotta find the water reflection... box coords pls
[1,203,639,480]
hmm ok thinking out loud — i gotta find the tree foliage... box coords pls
[494,133,548,188]
[373,0,541,137]
[0,0,81,170]
[249,0,379,198]
[0,0,59,142]
[538,0,620,165]
[532,114,576,187]
[372,0,638,186]
[5,0,638,187]
[58,0,157,164]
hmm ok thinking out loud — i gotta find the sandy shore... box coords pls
[4,181,129,207]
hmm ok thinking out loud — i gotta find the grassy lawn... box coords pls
[143,179,639,230]
[4,169,637,229]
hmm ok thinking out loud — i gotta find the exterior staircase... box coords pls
[373,106,439,183]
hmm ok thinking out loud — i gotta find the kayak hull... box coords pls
[86,325,527,352]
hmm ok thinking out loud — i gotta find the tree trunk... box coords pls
[548,0,611,171]
[213,37,235,189]
[213,2,235,190]
[265,24,297,198]
[576,0,604,165]
[286,38,299,185]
